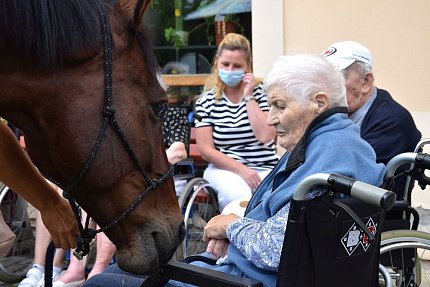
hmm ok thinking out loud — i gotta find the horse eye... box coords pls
[151,102,167,117]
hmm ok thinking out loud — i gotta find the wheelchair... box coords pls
[175,177,219,261]
[156,172,396,287]
[0,124,37,283]
[162,108,219,261]
[0,182,36,283]
[378,139,430,287]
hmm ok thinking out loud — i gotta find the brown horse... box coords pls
[0,0,184,276]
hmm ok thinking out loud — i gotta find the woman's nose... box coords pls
[267,113,279,126]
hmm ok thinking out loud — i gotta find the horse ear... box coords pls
[115,0,152,31]
[131,0,152,30]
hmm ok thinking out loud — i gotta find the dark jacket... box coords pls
[361,88,421,197]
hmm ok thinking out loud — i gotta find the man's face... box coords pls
[343,65,368,115]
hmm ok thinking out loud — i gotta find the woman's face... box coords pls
[267,87,320,151]
[217,49,248,72]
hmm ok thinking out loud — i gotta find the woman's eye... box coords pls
[274,103,285,110]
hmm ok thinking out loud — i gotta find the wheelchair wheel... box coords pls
[380,229,430,287]
[176,178,219,261]
[0,183,36,283]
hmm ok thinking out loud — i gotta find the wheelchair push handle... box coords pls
[385,152,430,179]
[294,173,396,211]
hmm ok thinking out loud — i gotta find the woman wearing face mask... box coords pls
[194,33,279,213]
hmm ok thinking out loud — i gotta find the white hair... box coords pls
[263,54,347,108]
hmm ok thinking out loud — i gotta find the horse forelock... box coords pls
[0,0,117,67]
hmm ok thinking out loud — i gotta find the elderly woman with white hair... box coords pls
[83,54,386,287]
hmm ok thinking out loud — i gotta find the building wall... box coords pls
[252,0,430,138]
[251,0,284,77]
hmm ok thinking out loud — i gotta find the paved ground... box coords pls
[422,260,430,286]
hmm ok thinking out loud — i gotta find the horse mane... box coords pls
[0,0,158,75]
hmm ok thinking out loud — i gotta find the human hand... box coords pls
[206,238,229,260]
[203,214,240,241]
[242,73,256,99]
[237,166,261,192]
[40,197,79,250]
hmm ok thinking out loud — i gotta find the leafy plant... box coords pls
[151,0,242,49]
[165,27,189,50]
[164,19,214,50]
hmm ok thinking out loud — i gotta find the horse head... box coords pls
[0,0,185,275]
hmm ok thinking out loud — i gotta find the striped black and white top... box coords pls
[195,84,279,169]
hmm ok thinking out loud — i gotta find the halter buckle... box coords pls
[149,179,160,189]
[73,249,85,261]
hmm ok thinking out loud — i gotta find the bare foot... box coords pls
[55,260,86,283]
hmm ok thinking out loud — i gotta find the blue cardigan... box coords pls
[225,108,386,287]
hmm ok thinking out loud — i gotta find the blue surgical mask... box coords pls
[218,69,245,87]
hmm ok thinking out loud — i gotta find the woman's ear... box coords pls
[313,92,329,113]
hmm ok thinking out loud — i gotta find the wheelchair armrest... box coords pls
[183,255,217,265]
[161,261,263,287]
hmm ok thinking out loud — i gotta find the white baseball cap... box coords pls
[322,41,373,70]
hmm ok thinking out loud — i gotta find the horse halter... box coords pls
[55,2,174,259]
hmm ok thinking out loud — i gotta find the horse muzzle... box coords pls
[115,220,185,275]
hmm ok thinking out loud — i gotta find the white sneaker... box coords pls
[18,265,44,287]
[35,269,62,287]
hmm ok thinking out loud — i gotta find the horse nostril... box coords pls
[178,222,186,244]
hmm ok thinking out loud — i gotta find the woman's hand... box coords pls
[242,73,256,98]
[237,165,262,192]
[203,214,238,259]
[206,239,229,260]
[203,214,240,241]
[39,196,79,250]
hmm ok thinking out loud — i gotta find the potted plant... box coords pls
[214,14,244,45]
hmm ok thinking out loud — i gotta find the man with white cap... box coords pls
[322,40,421,199]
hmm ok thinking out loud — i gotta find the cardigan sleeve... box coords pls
[226,203,290,271]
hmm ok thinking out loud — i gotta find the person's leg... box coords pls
[203,165,253,212]
[53,210,89,286]
[51,251,86,286]
[84,259,243,287]
[83,264,144,287]
[18,210,50,287]
[34,210,53,265]
[86,231,116,280]
[20,183,66,287]
[53,249,66,269]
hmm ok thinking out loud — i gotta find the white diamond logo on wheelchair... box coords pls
[340,217,378,256]
[342,224,361,255]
